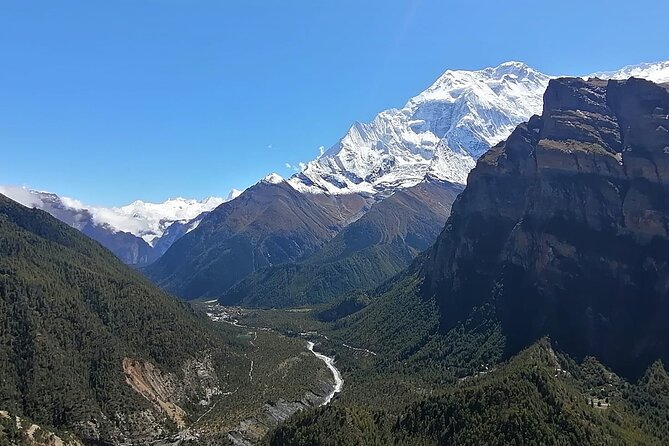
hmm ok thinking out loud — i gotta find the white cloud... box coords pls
[318,146,325,156]
[284,162,306,172]
[0,185,44,208]
[60,196,86,210]
[0,184,228,245]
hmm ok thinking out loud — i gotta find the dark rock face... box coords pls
[145,181,370,300]
[423,77,669,378]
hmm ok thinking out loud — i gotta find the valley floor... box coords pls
[159,304,342,445]
[196,304,669,446]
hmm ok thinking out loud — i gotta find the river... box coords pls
[306,341,343,406]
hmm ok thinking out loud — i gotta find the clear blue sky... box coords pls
[2,0,667,206]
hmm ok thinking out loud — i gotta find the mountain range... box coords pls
[0,186,237,265]
[3,60,668,304]
[144,174,371,299]
[4,57,669,446]
[339,75,669,378]
[146,59,669,304]
[221,178,463,307]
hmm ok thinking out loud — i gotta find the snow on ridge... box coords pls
[103,196,227,244]
[0,185,236,244]
[590,60,669,84]
[260,173,284,185]
[288,59,669,197]
[288,61,551,195]
[227,188,244,200]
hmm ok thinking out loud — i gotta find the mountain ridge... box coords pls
[144,179,371,300]
[0,186,235,265]
[221,178,463,307]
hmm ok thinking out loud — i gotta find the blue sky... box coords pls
[2,0,667,206]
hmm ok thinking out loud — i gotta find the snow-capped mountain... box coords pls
[0,185,239,264]
[0,187,228,245]
[289,61,551,194]
[288,60,669,196]
[591,60,669,84]
[260,173,285,185]
[107,196,226,244]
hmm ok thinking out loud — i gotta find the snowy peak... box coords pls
[590,60,669,84]
[0,186,231,245]
[288,59,669,197]
[227,188,244,201]
[260,173,285,185]
[408,61,550,157]
[110,196,227,244]
[289,61,551,195]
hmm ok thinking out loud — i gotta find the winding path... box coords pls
[306,341,343,406]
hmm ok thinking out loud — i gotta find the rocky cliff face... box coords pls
[422,77,669,378]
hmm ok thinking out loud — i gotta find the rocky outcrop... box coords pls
[123,358,188,429]
[0,410,84,446]
[226,392,325,446]
[122,354,224,433]
[422,77,669,378]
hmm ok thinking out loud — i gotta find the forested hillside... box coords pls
[267,341,669,446]
[0,194,228,442]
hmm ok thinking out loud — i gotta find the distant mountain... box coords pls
[288,60,669,197]
[289,61,550,195]
[109,195,228,245]
[0,193,231,443]
[222,178,463,307]
[0,186,231,265]
[144,174,371,300]
[591,60,669,83]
